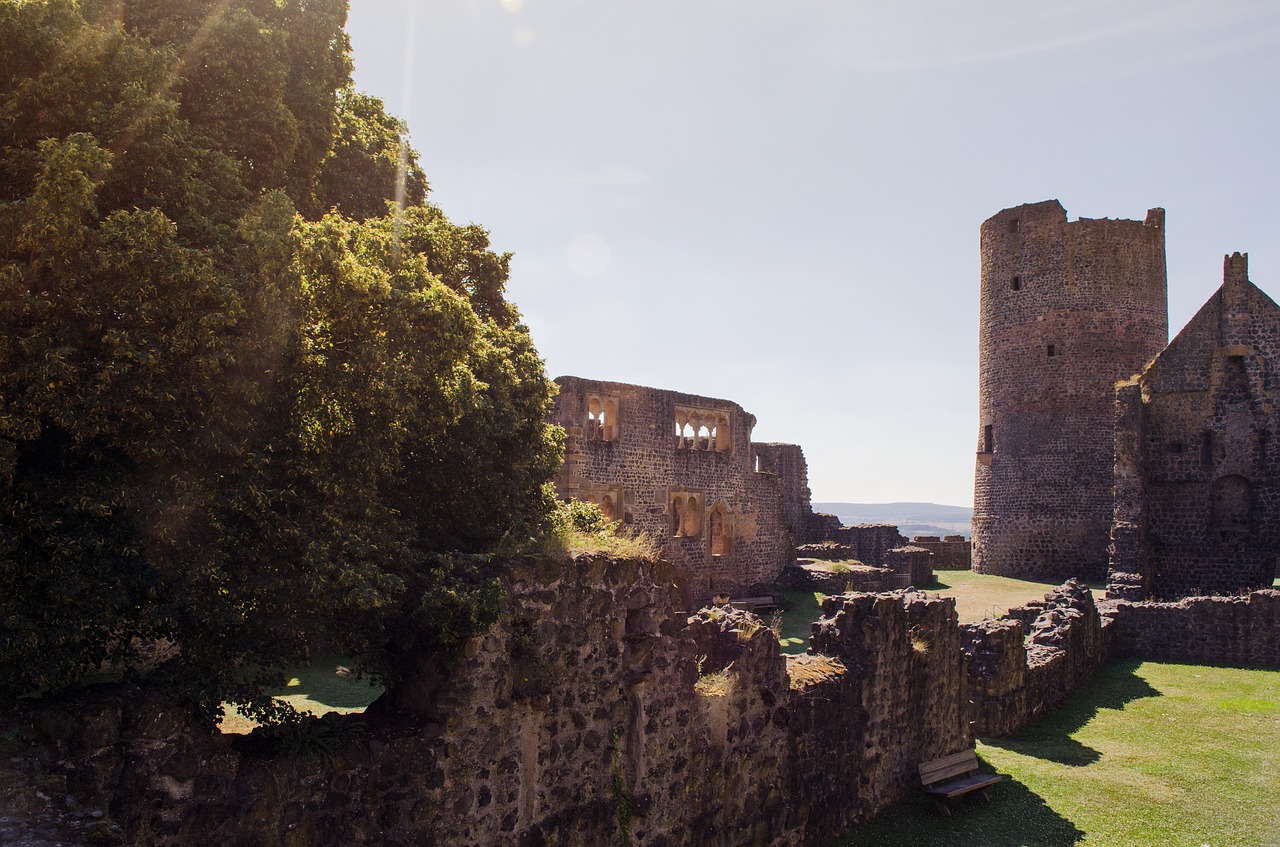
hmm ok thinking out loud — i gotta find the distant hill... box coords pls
[812,502,973,539]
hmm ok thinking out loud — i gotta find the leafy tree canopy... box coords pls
[0,0,561,722]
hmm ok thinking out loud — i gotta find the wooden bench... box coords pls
[918,749,1002,816]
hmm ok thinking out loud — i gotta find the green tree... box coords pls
[0,0,561,722]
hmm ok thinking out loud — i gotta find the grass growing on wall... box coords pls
[828,660,1280,847]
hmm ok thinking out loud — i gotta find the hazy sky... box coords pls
[346,0,1280,506]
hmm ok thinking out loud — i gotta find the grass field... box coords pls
[931,570,1106,622]
[219,651,383,734]
[828,660,1280,847]
[775,571,1103,655]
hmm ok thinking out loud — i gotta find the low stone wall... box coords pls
[962,581,1113,737]
[11,563,1270,847]
[886,545,933,588]
[776,562,897,595]
[840,524,906,567]
[1107,589,1280,667]
[2,558,971,847]
[794,542,854,561]
[910,536,972,570]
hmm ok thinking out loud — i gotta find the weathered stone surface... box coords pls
[10,562,1274,847]
[1107,589,1280,666]
[1109,254,1280,598]
[552,377,810,609]
[910,536,971,570]
[962,580,1112,737]
[973,200,1168,582]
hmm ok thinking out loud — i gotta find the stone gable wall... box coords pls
[1110,258,1280,598]
[974,200,1168,582]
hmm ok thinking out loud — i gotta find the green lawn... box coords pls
[775,571,1106,655]
[219,651,383,734]
[776,588,825,655]
[829,660,1280,847]
[932,570,1106,623]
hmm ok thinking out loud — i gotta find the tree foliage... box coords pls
[0,0,561,721]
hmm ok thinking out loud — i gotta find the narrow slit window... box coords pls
[1009,219,1020,234]
[983,425,993,453]
[1047,344,1056,357]
[1011,276,1022,291]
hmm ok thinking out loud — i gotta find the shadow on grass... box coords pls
[982,659,1161,767]
[827,775,1084,847]
[270,653,383,711]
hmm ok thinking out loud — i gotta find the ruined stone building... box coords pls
[975,200,1278,598]
[1111,253,1280,597]
[551,376,815,608]
[973,200,1169,582]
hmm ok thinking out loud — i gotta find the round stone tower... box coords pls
[973,200,1168,581]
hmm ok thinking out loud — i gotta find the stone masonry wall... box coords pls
[910,536,972,570]
[553,376,797,608]
[3,558,974,847]
[962,581,1113,737]
[974,200,1168,582]
[1107,590,1280,666]
[754,443,819,545]
[1109,255,1280,598]
[839,524,906,567]
[12,564,1267,847]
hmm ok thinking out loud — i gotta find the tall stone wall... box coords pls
[974,200,1168,582]
[1110,255,1280,598]
[552,376,796,607]
[754,442,819,545]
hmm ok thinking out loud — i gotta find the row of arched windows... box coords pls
[675,407,732,453]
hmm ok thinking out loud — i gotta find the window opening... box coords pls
[586,394,619,442]
[1047,344,1056,357]
[1011,276,1022,291]
[983,425,993,453]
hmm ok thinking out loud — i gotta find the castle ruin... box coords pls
[551,376,816,607]
[1111,253,1280,597]
[973,200,1169,582]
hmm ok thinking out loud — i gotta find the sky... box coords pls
[345,0,1280,507]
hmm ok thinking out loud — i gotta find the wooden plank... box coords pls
[919,750,978,784]
[926,773,1003,799]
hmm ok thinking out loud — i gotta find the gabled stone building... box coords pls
[551,376,815,609]
[1111,254,1280,597]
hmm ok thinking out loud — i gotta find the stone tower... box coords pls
[973,200,1168,581]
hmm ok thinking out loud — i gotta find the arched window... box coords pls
[674,405,734,454]
[586,394,619,442]
[683,495,703,537]
[671,495,686,537]
[709,503,732,556]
